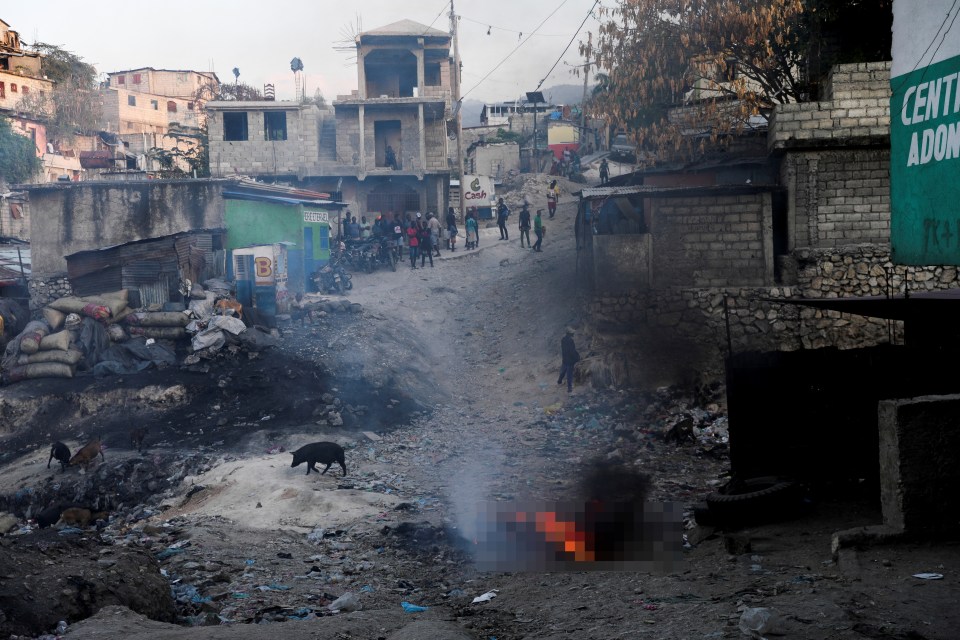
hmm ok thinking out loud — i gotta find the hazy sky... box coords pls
[2,1,600,103]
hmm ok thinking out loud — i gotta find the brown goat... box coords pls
[69,437,104,468]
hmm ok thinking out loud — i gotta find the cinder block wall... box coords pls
[770,62,893,251]
[651,194,770,287]
[769,62,892,148]
[208,107,320,177]
[783,148,891,248]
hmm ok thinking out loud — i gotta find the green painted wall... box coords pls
[890,53,960,265]
[226,200,300,249]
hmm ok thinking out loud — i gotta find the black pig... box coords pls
[291,442,347,477]
[47,442,71,472]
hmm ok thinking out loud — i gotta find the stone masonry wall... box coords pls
[27,275,73,312]
[590,244,960,364]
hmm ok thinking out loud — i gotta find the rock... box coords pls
[328,411,344,427]
[0,512,17,534]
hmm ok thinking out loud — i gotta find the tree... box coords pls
[584,0,892,164]
[585,0,807,162]
[193,81,264,102]
[16,43,101,142]
[149,124,210,178]
[0,116,41,184]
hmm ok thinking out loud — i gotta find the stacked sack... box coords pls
[124,311,190,340]
[0,291,130,384]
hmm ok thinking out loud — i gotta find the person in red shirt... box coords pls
[406,221,420,269]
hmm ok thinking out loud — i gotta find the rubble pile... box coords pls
[496,173,577,209]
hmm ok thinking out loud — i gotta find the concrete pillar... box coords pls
[878,394,960,534]
[416,40,425,93]
[359,105,366,177]
[358,48,366,100]
[418,103,426,176]
[761,192,774,284]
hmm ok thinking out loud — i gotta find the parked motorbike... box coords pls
[312,260,353,295]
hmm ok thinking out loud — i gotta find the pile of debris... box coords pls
[0,281,275,385]
[497,173,577,209]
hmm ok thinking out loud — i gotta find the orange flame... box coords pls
[527,511,594,562]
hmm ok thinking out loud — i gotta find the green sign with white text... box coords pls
[890,53,960,264]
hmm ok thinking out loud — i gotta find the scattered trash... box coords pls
[401,601,429,613]
[360,585,375,593]
[245,559,255,566]
[328,592,361,612]
[472,589,499,604]
[738,607,780,638]
[913,572,944,580]
[231,592,249,599]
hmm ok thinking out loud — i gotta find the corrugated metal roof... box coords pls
[223,190,341,206]
[579,184,779,198]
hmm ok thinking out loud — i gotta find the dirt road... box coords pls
[3,186,959,639]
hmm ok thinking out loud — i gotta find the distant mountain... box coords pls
[461,84,593,128]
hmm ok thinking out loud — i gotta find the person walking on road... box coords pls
[518,204,531,248]
[427,212,441,257]
[418,218,433,268]
[533,209,544,252]
[465,211,478,250]
[547,180,560,219]
[599,159,610,185]
[496,198,510,240]
[558,327,580,393]
[406,220,420,269]
[446,207,458,252]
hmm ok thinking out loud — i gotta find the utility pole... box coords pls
[579,35,592,152]
[451,1,464,191]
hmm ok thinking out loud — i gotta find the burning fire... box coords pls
[521,510,595,562]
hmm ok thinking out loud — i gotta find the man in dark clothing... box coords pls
[518,204,531,248]
[558,327,579,393]
[496,198,510,240]
[599,159,610,184]
[445,207,458,251]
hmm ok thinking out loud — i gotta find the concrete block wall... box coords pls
[651,194,769,288]
[363,111,421,170]
[335,108,362,166]
[769,62,892,150]
[424,119,448,172]
[208,108,321,177]
[878,395,960,534]
[783,148,891,248]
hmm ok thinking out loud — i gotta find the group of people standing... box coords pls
[498,196,546,252]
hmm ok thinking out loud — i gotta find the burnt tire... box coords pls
[705,477,802,528]
[706,476,797,505]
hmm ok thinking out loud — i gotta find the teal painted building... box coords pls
[223,184,342,293]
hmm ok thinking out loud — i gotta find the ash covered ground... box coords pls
[2,184,959,640]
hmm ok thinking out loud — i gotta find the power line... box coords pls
[459,14,574,38]
[536,0,599,91]
[422,0,452,35]
[891,0,959,93]
[461,0,571,100]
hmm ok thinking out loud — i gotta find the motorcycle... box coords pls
[312,259,353,295]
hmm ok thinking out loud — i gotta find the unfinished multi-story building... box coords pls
[99,67,220,173]
[206,19,460,217]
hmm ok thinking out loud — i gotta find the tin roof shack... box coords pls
[24,178,229,308]
[66,230,225,307]
[578,172,781,295]
[223,182,342,296]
